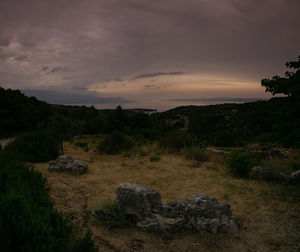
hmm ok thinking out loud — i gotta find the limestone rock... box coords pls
[48,155,88,173]
[116,183,162,222]
[291,170,300,180]
[116,183,239,235]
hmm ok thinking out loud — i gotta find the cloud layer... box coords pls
[0,0,299,105]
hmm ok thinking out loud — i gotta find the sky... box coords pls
[0,0,299,109]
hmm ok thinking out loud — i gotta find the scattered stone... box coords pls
[116,183,239,235]
[48,155,88,173]
[278,170,300,184]
[250,166,263,177]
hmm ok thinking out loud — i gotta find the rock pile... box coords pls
[116,183,239,235]
[48,155,88,173]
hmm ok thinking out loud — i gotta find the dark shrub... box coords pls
[75,141,88,148]
[0,151,97,252]
[226,151,258,177]
[184,146,210,162]
[97,131,134,154]
[159,130,193,150]
[4,131,59,162]
[150,155,161,162]
[94,199,129,228]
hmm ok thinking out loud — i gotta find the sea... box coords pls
[90,98,267,112]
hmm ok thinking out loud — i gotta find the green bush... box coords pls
[139,150,147,157]
[159,130,193,150]
[226,151,258,177]
[184,146,210,162]
[94,199,129,228]
[4,131,59,162]
[150,155,161,162]
[122,151,133,157]
[75,141,88,148]
[0,150,97,252]
[97,131,134,154]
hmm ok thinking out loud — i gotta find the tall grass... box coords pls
[94,199,129,228]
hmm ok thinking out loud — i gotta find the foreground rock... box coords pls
[48,155,88,173]
[116,183,239,235]
[278,170,300,184]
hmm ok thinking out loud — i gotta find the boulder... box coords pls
[48,155,88,173]
[116,183,162,222]
[278,170,300,184]
[116,183,239,235]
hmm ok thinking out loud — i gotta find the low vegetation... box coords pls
[226,151,258,177]
[184,146,210,162]
[4,131,59,162]
[97,131,134,154]
[94,199,129,228]
[0,142,97,251]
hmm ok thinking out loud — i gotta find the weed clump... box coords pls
[75,141,88,148]
[226,151,258,177]
[122,151,133,157]
[97,131,134,154]
[150,155,161,162]
[184,146,210,162]
[94,199,129,228]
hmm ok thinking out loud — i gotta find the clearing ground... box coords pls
[35,136,300,252]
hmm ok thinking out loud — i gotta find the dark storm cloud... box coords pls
[14,56,27,61]
[0,0,299,92]
[48,66,71,74]
[41,66,49,71]
[133,72,185,79]
[106,78,124,82]
[144,84,156,88]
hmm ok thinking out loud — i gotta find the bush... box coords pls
[150,155,161,162]
[184,146,210,162]
[97,131,134,154]
[226,151,258,177]
[94,199,129,228]
[122,151,133,157]
[0,150,97,252]
[159,130,193,150]
[4,131,59,162]
[139,150,147,157]
[75,141,88,148]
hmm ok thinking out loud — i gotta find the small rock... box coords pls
[291,170,300,179]
[48,155,88,173]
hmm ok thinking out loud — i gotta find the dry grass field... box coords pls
[35,136,300,252]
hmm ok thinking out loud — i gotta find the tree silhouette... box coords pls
[261,56,300,98]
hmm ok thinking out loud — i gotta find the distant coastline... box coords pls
[167,97,268,103]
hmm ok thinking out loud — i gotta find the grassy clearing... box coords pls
[34,136,300,252]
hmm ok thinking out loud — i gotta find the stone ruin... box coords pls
[48,155,88,173]
[116,183,239,235]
